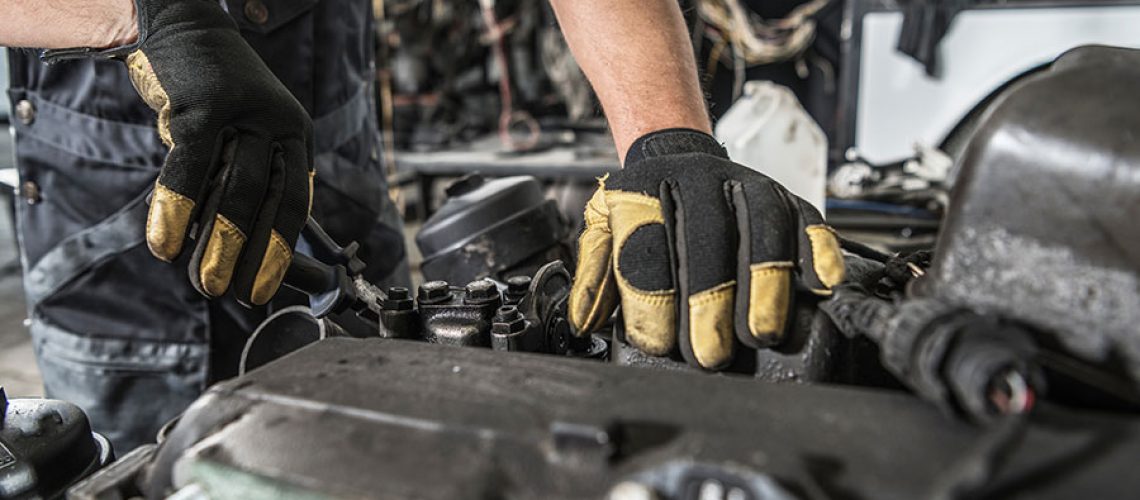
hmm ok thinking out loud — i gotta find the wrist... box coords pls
[102,0,140,49]
[624,128,728,166]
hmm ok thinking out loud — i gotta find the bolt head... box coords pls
[494,305,521,322]
[492,317,527,335]
[464,279,499,302]
[418,281,451,303]
[383,286,413,310]
[506,275,532,295]
[492,305,526,334]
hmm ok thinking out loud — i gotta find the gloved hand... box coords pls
[45,0,314,306]
[569,129,845,370]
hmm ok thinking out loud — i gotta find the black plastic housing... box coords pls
[0,389,113,498]
[416,175,572,284]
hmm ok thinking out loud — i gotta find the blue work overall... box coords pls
[5,0,408,453]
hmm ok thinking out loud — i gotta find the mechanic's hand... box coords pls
[569,129,845,370]
[46,0,314,306]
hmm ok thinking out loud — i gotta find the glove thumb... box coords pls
[569,186,619,335]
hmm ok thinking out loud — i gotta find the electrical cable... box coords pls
[698,0,829,66]
[479,0,541,152]
[838,235,894,263]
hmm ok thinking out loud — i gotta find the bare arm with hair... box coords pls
[548,0,711,161]
[0,0,137,49]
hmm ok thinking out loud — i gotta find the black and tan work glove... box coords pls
[45,0,314,306]
[569,129,845,370]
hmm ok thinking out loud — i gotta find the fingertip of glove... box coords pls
[198,214,245,298]
[805,225,845,290]
[146,183,194,262]
[685,282,735,370]
[743,262,793,347]
[568,270,618,335]
[249,231,292,306]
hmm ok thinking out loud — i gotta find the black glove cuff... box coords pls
[40,0,149,63]
[624,128,729,166]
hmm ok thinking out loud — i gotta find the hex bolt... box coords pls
[506,275,532,295]
[383,286,414,311]
[417,280,451,304]
[464,279,499,304]
[492,305,526,335]
[504,275,531,305]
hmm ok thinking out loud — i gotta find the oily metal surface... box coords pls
[155,338,1140,499]
[921,45,1140,380]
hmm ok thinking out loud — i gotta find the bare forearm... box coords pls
[550,0,710,161]
[0,0,137,49]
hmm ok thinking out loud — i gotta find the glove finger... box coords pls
[232,140,311,306]
[568,187,619,335]
[728,179,795,348]
[664,180,736,370]
[189,135,272,298]
[793,197,845,293]
[146,135,227,263]
[607,189,676,356]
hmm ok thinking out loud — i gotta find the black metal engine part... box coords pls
[820,45,1140,423]
[83,44,1140,500]
[74,338,1140,500]
[241,260,606,373]
[416,174,573,285]
[0,388,113,499]
[915,45,1140,391]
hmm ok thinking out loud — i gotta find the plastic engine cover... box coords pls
[132,339,1140,499]
[0,388,113,499]
[416,175,570,284]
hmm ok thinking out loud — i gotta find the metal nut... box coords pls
[382,286,413,311]
[464,279,499,303]
[506,275,531,295]
[417,280,451,304]
[492,305,526,335]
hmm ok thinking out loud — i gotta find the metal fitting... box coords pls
[418,281,452,304]
[505,275,531,304]
[464,279,499,304]
[492,305,526,335]
[382,287,414,311]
